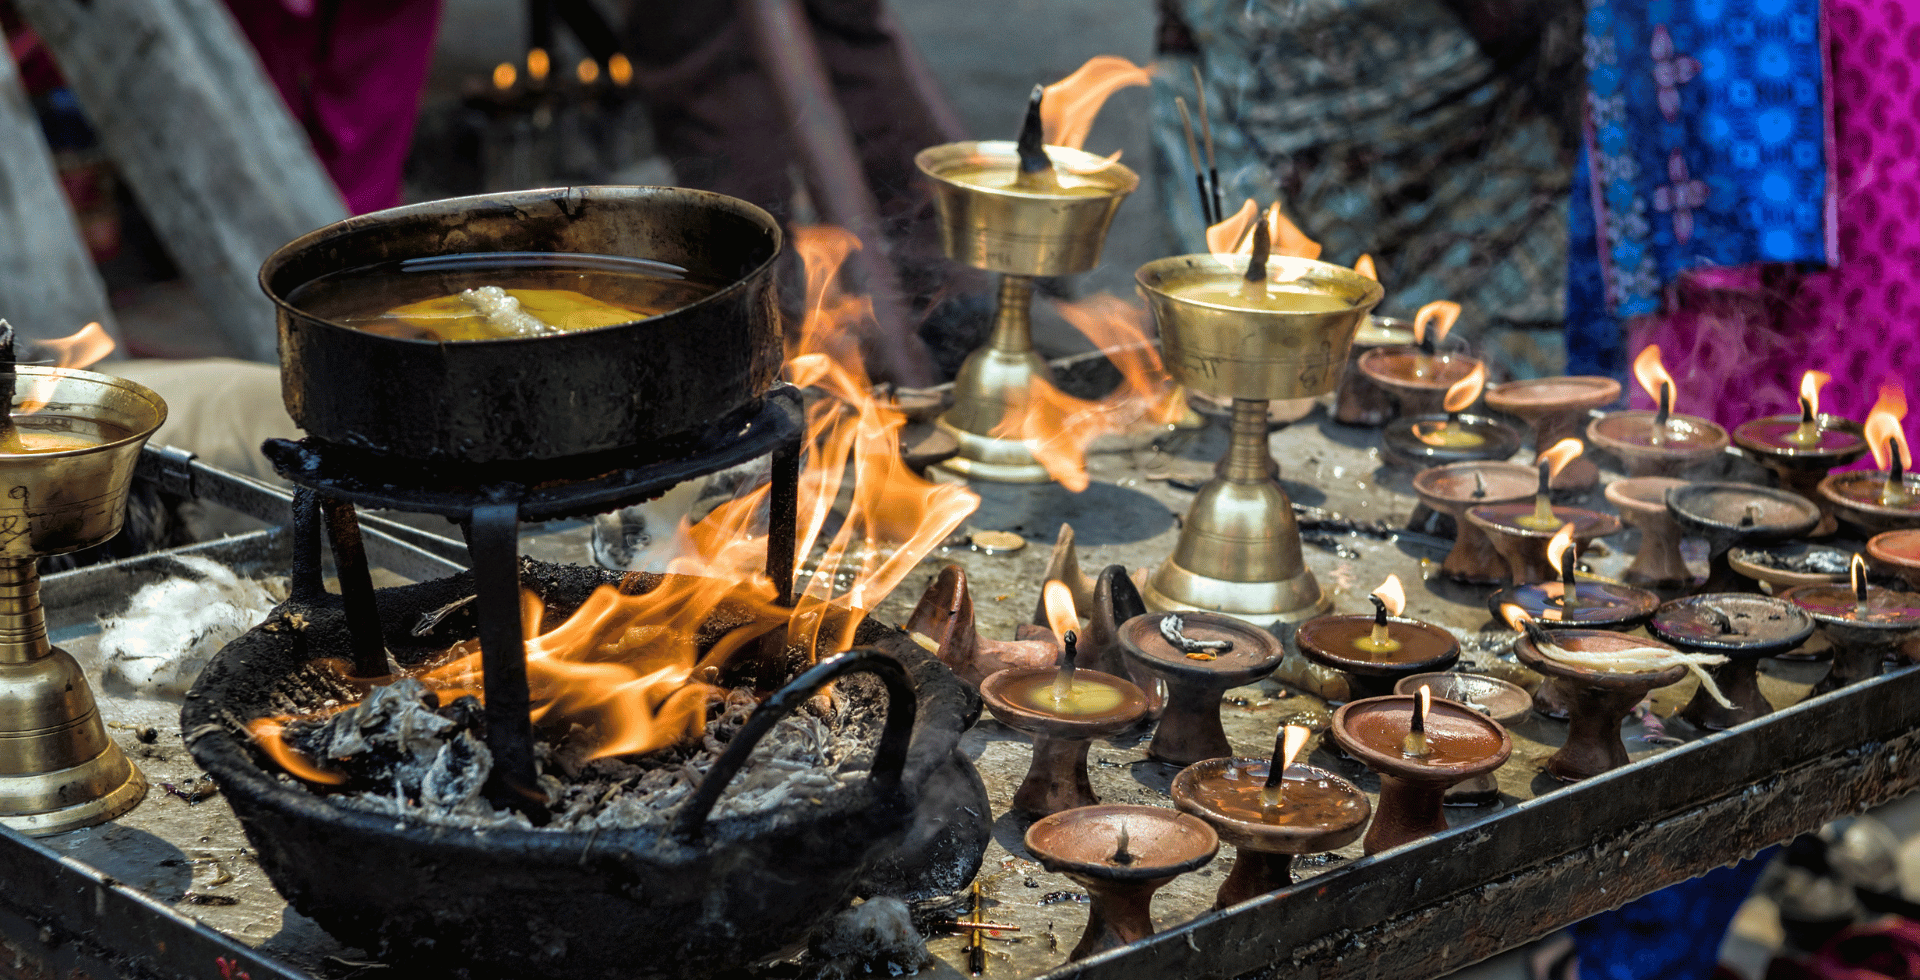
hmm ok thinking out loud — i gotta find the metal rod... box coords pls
[318,497,387,679]
[767,441,800,607]
[288,487,325,605]
[468,501,544,817]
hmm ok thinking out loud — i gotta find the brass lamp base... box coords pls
[935,274,1054,483]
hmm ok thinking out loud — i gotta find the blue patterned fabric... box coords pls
[1570,847,1778,980]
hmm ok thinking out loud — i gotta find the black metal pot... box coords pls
[182,562,987,980]
[260,186,784,463]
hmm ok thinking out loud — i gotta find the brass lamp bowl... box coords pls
[915,141,1138,276]
[0,366,166,835]
[1136,255,1384,401]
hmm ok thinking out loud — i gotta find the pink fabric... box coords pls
[222,0,442,214]
[1628,0,1920,454]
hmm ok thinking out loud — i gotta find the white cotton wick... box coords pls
[459,286,563,337]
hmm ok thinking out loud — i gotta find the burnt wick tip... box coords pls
[1369,593,1389,627]
[1017,84,1050,175]
[1244,217,1271,283]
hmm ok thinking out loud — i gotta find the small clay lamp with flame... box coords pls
[1783,555,1920,695]
[1665,482,1821,594]
[1393,672,1531,805]
[1330,686,1512,854]
[1411,460,1540,584]
[1295,575,1461,700]
[1380,362,1522,469]
[1465,440,1622,585]
[1649,593,1813,730]
[1505,607,1701,781]
[1485,375,1623,492]
[1604,477,1697,591]
[1171,724,1371,908]
[1490,523,1660,630]
[905,565,1072,688]
[1023,804,1218,960]
[1116,610,1283,765]
[1734,370,1869,536]
[1819,383,1920,534]
[1356,301,1485,421]
[980,582,1149,815]
[1588,346,1730,477]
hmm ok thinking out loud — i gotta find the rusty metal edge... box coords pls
[1046,661,1920,980]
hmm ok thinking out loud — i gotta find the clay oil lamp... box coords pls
[1296,575,1461,701]
[980,582,1149,815]
[1117,610,1284,765]
[1587,345,1730,477]
[1024,804,1219,960]
[1171,725,1371,908]
[1380,361,1523,470]
[1411,460,1539,584]
[1819,383,1920,534]
[1490,523,1660,632]
[905,565,1065,688]
[1666,482,1822,594]
[1330,687,1512,854]
[1728,542,1855,594]
[1867,529,1920,591]
[1356,301,1484,420]
[1465,440,1622,585]
[1504,607,1707,781]
[1733,370,1869,536]
[1393,672,1530,805]
[1649,594,1814,730]
[1485,375,1622,492]
[1336,313,1413,426]
[1605,477,1697,592]
[1783,555,1920,694]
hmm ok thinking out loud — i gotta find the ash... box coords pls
[281,677,881,832]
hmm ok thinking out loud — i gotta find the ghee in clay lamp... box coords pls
[1117,610,1283,765]
[1330,687,1511,854]
[1171,725,1371,908]
[1335,310,1414,426]
[1411,460,1539,584]
[1136,210,1383,625]
[1024,804,1218,960]
[1867,528,1920,591]
[1604,477,1697,591]
[1587,346,1729,477]
[1489,524,1659,630]
[1355,301,1486,421]
[1783,555,1920,695]
[918,84,1139,482]
[1666,482,1821,595]
[1649,593,1813,730]
[1485,375,1622,492]
[1379,361,1522,470]
[1465,440,1622,585]
[1394,672,1531,805]
[1296,575,1460,701]
[1818,383,1920,534]
[1732,370,1868,536]
[980,582,1148,814]
[1506,610,1705,781]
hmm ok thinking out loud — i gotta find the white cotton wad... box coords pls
[99,555,287,697]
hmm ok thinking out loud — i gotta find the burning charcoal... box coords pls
[438,694,487,736]
[806,897,933,980]
[285,679,459,789]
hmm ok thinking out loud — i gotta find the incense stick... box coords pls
[1191,64,1223,220]
[1175,97,1215,224]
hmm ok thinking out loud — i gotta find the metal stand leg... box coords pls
[289,487,325,605]
[468,502,544,818]
[319,497,388,678]
[767,443,800,607]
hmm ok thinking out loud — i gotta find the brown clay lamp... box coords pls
[1587,346,1729,477]
[1665,482,1822,595]
[1733,370,1869,536]
[1727,542,1854,594]
[1818,383,1920,535]
[980,582,1149,814]
[1355,301,1483,420]
[1170,725,1371,908]
[1783,555,1920,694]
[1024,804,1219,960]
[1336,314,1414,426]
[1329,687,1511,854]
[1604,476,1697,591]
[1648,593,1813,730]
[1296,575,1461,701]
[1465,439,1621,584]
[904,565,1063,687]
[1393,672,1530,804]
[1379,362,1523,469]
[1489,523,1661,631]
[1117,611,1284,765]
[1867,529,1920,590]
[1485,375,1622,492]
[1411,461,1538,584]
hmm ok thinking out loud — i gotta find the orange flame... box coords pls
[1411,301,1461,347]
[1799,370,1830,416]
[1546,523,1577,577]
[1041,56,1154,151]
[1500,603,1532,632]
[19,323,117,414]
[1043,580,1080,643]
[1205,199,1258,255]
[493,62,517,90]
[987,294,1184,491]
[1442,362,1487,413]
[1266,205,1321,260]
[576,59,600,85]
[1866,382,1910,471]
[526,48,551,83]
[1372,574,1406,617]
[1203,200,1321,259]
[247,717,347,785]
[1632,345,1675,406]
[1280,724,1309,768]
[608,53,633,86]
[1539,437,1584,482]
[1353,254,1378,281]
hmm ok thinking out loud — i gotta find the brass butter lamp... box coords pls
[1134,224,1383,625]
[0,359,166,834]
[915,87,1138,482]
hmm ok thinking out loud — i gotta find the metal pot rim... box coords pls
[6,366,169,453]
